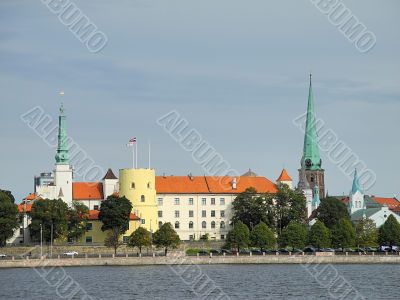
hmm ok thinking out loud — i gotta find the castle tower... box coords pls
[102,168,119,198]
[348,169,364,215]
[298,74,325,198]
[119,168,158,233]
[276,168,293,189]
[54,103,73,206]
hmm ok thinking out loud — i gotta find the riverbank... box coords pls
[1,254,400,268]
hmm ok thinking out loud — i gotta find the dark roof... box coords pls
[103,168,118,180]
[241,168,258,177]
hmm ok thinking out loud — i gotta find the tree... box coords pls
[30,198,69,243]
[274,184,307,234]
[0,190,19,247]
[99,195,133,255]
[128,227,152,254]
[67,202,89,243]
[331,218,356,250]
[309,220,331,250]
[355,218,378,248]
[232,188,275,229]
[250,222,276,251]
[153,222,180,256]
[316,197,350,229]
[278,221,308,251]
[378,215,400,246]
[225,221,250,252]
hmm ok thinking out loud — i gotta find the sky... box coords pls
[0,0,399,202]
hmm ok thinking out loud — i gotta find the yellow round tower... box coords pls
[119,168,158,233]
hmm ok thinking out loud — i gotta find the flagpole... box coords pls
[148,140,151,169]
[135,140,138,169]
[132,143,135,169]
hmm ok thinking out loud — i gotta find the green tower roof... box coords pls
[55,103,70,164]
[351,169,362,195]
[302,74,322,170]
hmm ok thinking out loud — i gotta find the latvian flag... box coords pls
[127,137,137,147]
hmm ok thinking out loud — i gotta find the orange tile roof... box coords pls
[372,197,400,208]
[277,168,292,182]
[18,204,32,213]
[24,193,36,201]
[155,176,277,194]
[73,182,104,200]
[88,210,139,221]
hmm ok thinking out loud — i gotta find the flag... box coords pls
[127,137,137,147]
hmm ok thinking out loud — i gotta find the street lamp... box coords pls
[50,221,54,258]
[40,223,43,259]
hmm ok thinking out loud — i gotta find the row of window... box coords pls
[166,221,227,230]
[157,197,226,206]
[158,210,225,218]
[131,182,152,189]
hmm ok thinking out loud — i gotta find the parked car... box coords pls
[278,249,290,254]
[251,249,263,255]
[321,248,335,252]
[365,247,377,252]
[209,249,221,255]
[221,249,232,255]
[239,249,251,255]
[198,250,209,256]
[0,254,7,258]
[303,247,316,253]
[63,251,78,256]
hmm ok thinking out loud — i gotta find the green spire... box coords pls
[55,103,70,164]
[302,74,321,170]
[351,169,362,194]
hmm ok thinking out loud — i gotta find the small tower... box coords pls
[276,168,293,189]
[53,103,73,206]
[348,169,364,215]
[102,168,119,198]
[298,74,325,198]
[119,168,158,233]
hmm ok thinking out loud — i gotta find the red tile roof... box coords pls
[18,204,32,213]
[155,176,277,194]
[88,210,139,221]
[277,169,292,182]
[24,193,36,201]
[372,197,400,209]
[73,182,104,200]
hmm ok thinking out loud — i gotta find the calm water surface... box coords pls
[0,264,399,299]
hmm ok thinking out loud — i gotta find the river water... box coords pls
[0,264,398,299]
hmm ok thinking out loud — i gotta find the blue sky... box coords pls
[0,0,399,202]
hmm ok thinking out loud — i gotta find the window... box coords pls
[220,235,225,240]
[19,228,23,235]
[220,198,225,205]
[310,176,314,183]
[94,205,99,210]
[158,221,162,229]
[175,210,180,218]
[202,198,206,205]
[189,198,194,205]
[157,198,163,206]
[211,221,216,229]
[175,221,180,229]
[86,223,93,231]
[189,221,194,229]
[202,210,206,218]
[189,210,194,218]
[141,195,145,202]
[220,210,225,218]
[211,210,215,217]
[189,235,194,240]
[131,182,135,189]
[158,211,163,218]
[123,236,129,243]
[147,182,151,188]
[220,221,225,229]
[141,219,145,224]
[85,236,92,243]
[174,198,180,205]
[211,198,215,205]
[202,221,206,229]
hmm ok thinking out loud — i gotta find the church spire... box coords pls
[55,103,70,164]
[302,74,321,170]
[351,169,362,195]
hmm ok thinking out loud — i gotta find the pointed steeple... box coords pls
[55,103,70,165]
[351,169,362,195]
[302,74,321,171]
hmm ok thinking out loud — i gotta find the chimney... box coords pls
[188,173,193,181]
[232,178,237,190]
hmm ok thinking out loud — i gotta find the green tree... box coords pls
[226,221,250,252]
[250,222,276,251]
[30,198,69,243]
[378,215,400,246]
[316,197,350,229]
[67,202,89,243]
[309,220,331,250]
[128,227,152,254]
[355,218,378,247]
[232,188,275,229]
[275,185,307,234]
[331,218,356,250]
[0,190,19,247]
[279,221,308,251]
[99,195,133,255]
[153,222,180,256]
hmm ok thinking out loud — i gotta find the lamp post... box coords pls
[50,221,53,258]
[40,223,43,259]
